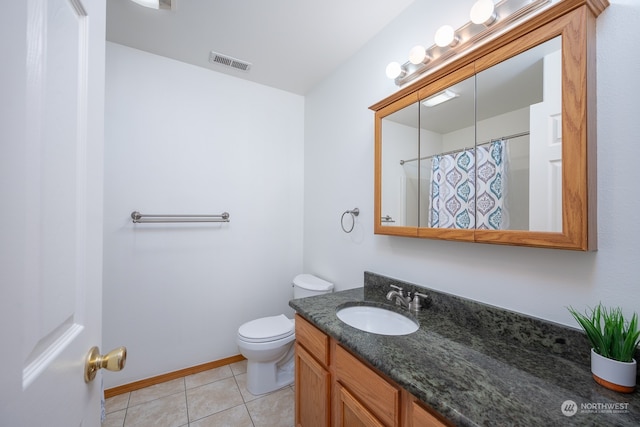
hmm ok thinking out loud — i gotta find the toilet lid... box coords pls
[238,314,294,343]
[293,274,334,292]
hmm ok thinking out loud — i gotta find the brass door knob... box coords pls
[84,346,127,383]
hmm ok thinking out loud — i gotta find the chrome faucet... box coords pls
[386,285,411,308]
[386,285,429,313]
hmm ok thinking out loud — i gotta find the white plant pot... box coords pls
[590,348,637,393]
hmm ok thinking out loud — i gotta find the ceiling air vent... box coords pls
[208,51,252,73]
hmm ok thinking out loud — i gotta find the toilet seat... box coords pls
[238,314,294,343]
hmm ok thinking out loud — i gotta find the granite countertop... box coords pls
[289,272,640,427]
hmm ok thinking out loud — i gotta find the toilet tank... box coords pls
[293,274,334,298]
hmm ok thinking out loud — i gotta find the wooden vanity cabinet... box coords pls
[294,314,449,427]
[295,315,331,427]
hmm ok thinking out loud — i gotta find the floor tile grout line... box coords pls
[122,397,128,427]
[232,365,258,427]
[182,377,190,426]
[186,403,251,426]
[231,373,247,404]
[124,389,187,409]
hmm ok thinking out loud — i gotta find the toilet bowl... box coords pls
[236,274,333,395]
[237,314,296,395]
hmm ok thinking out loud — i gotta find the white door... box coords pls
[0,0,106,426]
[529,49,562,232]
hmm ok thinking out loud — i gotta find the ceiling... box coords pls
[106,0,416,95]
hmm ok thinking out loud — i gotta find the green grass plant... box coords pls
[568,304,640,363]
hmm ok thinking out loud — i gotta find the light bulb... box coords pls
[408,45,428,65]
[385,62,404,79]
[470,0,497,26]
[434,25,458,48]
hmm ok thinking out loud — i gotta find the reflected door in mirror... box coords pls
[475,36,562,232]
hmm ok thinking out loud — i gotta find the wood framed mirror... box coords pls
[372,0,607,250]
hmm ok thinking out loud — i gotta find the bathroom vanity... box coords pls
[295,313,446,427]
[290,272,640,426]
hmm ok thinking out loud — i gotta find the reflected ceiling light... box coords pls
[408,45,429,65]
[434,25,459,48]
[385,62,405,79]
[130,0,159,8]
[470,0,498,26]
[422,89,459,107]
[130,0,172,10]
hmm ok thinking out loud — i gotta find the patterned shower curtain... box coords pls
[429,140,508,229]
[428,149,475,228]
[476,140,508,229]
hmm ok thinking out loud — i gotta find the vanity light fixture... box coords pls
[385,0,549,87]
[434,25,459,48]
[421,89,459,107]
[385,62,406,79]
[408,45,429,65]
[470,0,498,25]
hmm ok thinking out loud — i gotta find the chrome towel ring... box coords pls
[341,208,359,233]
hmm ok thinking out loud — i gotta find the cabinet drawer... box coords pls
[295,314,329,366]
[335,345,399,427]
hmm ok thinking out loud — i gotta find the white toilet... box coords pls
[236,274,334,395]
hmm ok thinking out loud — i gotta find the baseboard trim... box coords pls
[104,354,246,398]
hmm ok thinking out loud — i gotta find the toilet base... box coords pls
[246,344,295,395]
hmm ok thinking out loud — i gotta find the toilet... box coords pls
[236,274,334,395]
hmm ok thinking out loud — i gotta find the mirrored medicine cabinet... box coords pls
[371,0,608,250]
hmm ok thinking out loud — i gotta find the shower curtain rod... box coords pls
[399,131,529,165]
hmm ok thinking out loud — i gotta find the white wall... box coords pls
[103,43,304,388]
[303,0,640,326]
[381,120,423,226]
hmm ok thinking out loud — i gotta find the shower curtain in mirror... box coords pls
[476,140,509,229]
[428,149,475,228]
[428,140,508,229]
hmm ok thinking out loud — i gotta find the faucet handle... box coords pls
[389,284,404,295]
[409,292,429,312]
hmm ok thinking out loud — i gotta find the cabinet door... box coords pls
[337,384,385,427]
[295,343,331,427]
[411,401,449,427]
[335,345,400,426]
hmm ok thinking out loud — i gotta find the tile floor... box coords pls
[103,360,294,427]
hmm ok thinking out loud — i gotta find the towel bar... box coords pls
[131,211,230,223]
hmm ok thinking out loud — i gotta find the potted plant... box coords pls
[568,304,639,393]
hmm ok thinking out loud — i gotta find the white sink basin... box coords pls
[336,305,419,336]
